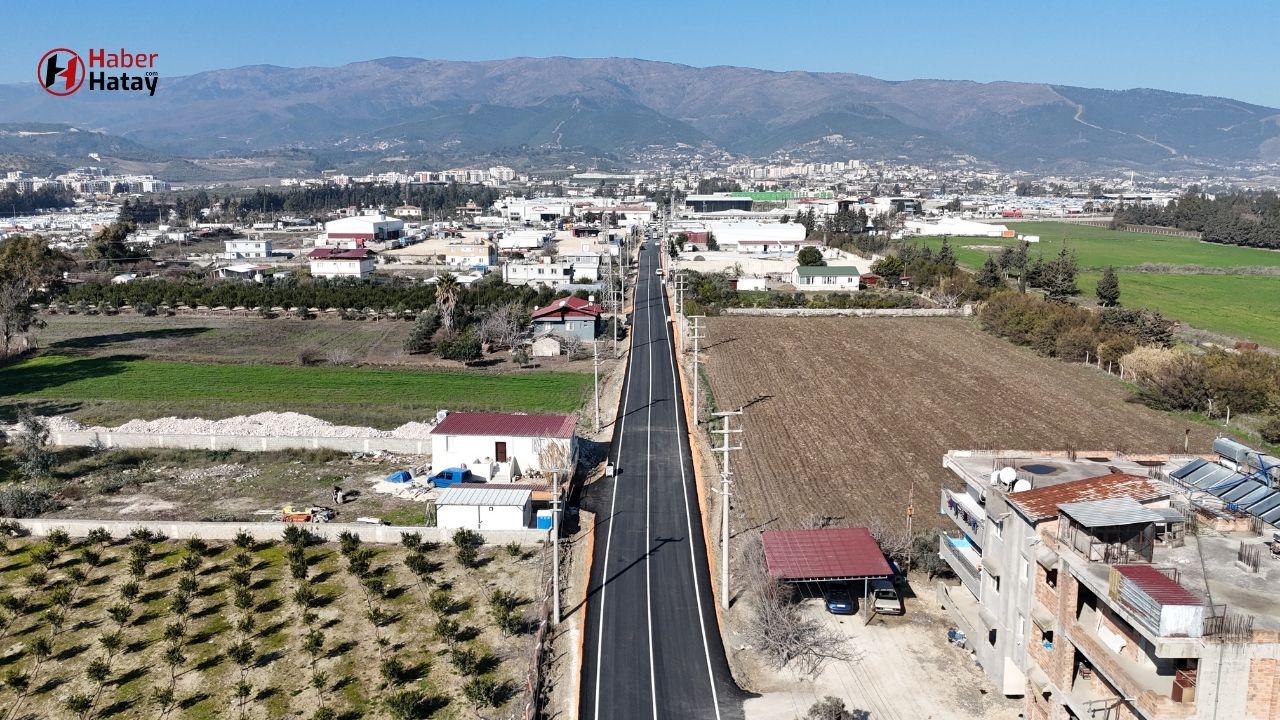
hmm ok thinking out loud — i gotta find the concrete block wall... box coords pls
[6,517,547,546]
[50,430,431,455]
[721,306,973,318]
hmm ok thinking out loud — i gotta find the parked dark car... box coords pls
[823,583,854,615]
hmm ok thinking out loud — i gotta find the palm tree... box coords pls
[435,272,460,334]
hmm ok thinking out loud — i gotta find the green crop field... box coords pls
[1078,272,1280,349]
[0,355,593,428]
[916,221,1280,271]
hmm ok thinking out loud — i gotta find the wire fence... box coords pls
[522,540,555,719]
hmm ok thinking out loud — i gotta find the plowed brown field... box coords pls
[701,316,1216,533]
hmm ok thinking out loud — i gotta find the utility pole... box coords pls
[689,315,705,425]
[592,339,601,432]
[615,240,624,359]
[711,409,743,611]
[905,480,915,575]
[552,466,561,625]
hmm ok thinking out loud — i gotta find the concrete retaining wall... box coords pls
[51,430,430,455]
[6,517,547,546]
[722,305,973,318]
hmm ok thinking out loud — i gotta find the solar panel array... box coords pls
[1170,457,1280,527]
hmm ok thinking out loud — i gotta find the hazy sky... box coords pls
[5,0,1279,106]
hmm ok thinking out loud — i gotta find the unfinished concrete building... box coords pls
[937,443,1280,720]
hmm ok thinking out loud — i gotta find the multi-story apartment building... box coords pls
[937,447,1280,720]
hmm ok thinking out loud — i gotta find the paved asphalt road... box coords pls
[579,240,743,719]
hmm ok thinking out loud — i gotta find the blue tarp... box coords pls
[386,470,412,484]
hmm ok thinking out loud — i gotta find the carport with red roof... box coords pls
[762,527,895,618]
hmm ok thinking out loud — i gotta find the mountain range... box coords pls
[2,56,1279,175]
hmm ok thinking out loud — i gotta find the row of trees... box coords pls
[1113,189,1280,249]
[0,187,75,214]
[980,291,1175,364]
[57,272,568,319]
[120,182,501,226]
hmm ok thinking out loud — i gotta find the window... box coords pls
[988,628,998,646]
[1021,556,1031,584]
[1046,568,1058,589]
[992,519,1004,540]
[1016,613,1025,645]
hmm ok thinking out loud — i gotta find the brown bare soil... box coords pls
[701,317,1217,534]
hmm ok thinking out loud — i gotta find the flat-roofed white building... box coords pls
[308,247,376,278]
[224,237,272,259]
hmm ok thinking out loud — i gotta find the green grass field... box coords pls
[1078,272,1280,348]
[0,355,593,428]
[917,221,1280,271]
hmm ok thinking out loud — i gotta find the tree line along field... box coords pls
[0,355,593,429]
[923,221,1280,270]
[0,527,542,720]
[700,317,1218,535]
[912,221,1280,348]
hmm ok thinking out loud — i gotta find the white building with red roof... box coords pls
[530,295,603,341]
[429,411,577,482]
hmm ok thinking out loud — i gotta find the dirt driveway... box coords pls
[739,584,1023,720]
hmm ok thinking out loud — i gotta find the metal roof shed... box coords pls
[435,486,533,532]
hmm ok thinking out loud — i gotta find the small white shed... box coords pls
[435,486,532,531]
[531,336,562,357]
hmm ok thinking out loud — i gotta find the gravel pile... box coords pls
[44,412,438,439]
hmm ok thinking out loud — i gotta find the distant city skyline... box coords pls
[3,0,1279,107]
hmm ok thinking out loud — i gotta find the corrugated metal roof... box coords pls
[1007,473,1170,522]
[1112,565,1201,606]
[436,486,532,507]
[430,412,576,438]
[761,528,892,582]
[1058,497,1166,528]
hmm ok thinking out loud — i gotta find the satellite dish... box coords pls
[1011,478,1032,493]
[999,467,1017,484]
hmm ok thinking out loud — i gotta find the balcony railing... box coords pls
[938,531,982,598]
[940,487,984,542]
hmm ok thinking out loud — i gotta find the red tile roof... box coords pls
[308,248,374,259]
[530,296,604,320]
[1113,565,1201,606]
[762,528,892,582]
[430,412,576,439]
[1007,473,1170,523]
